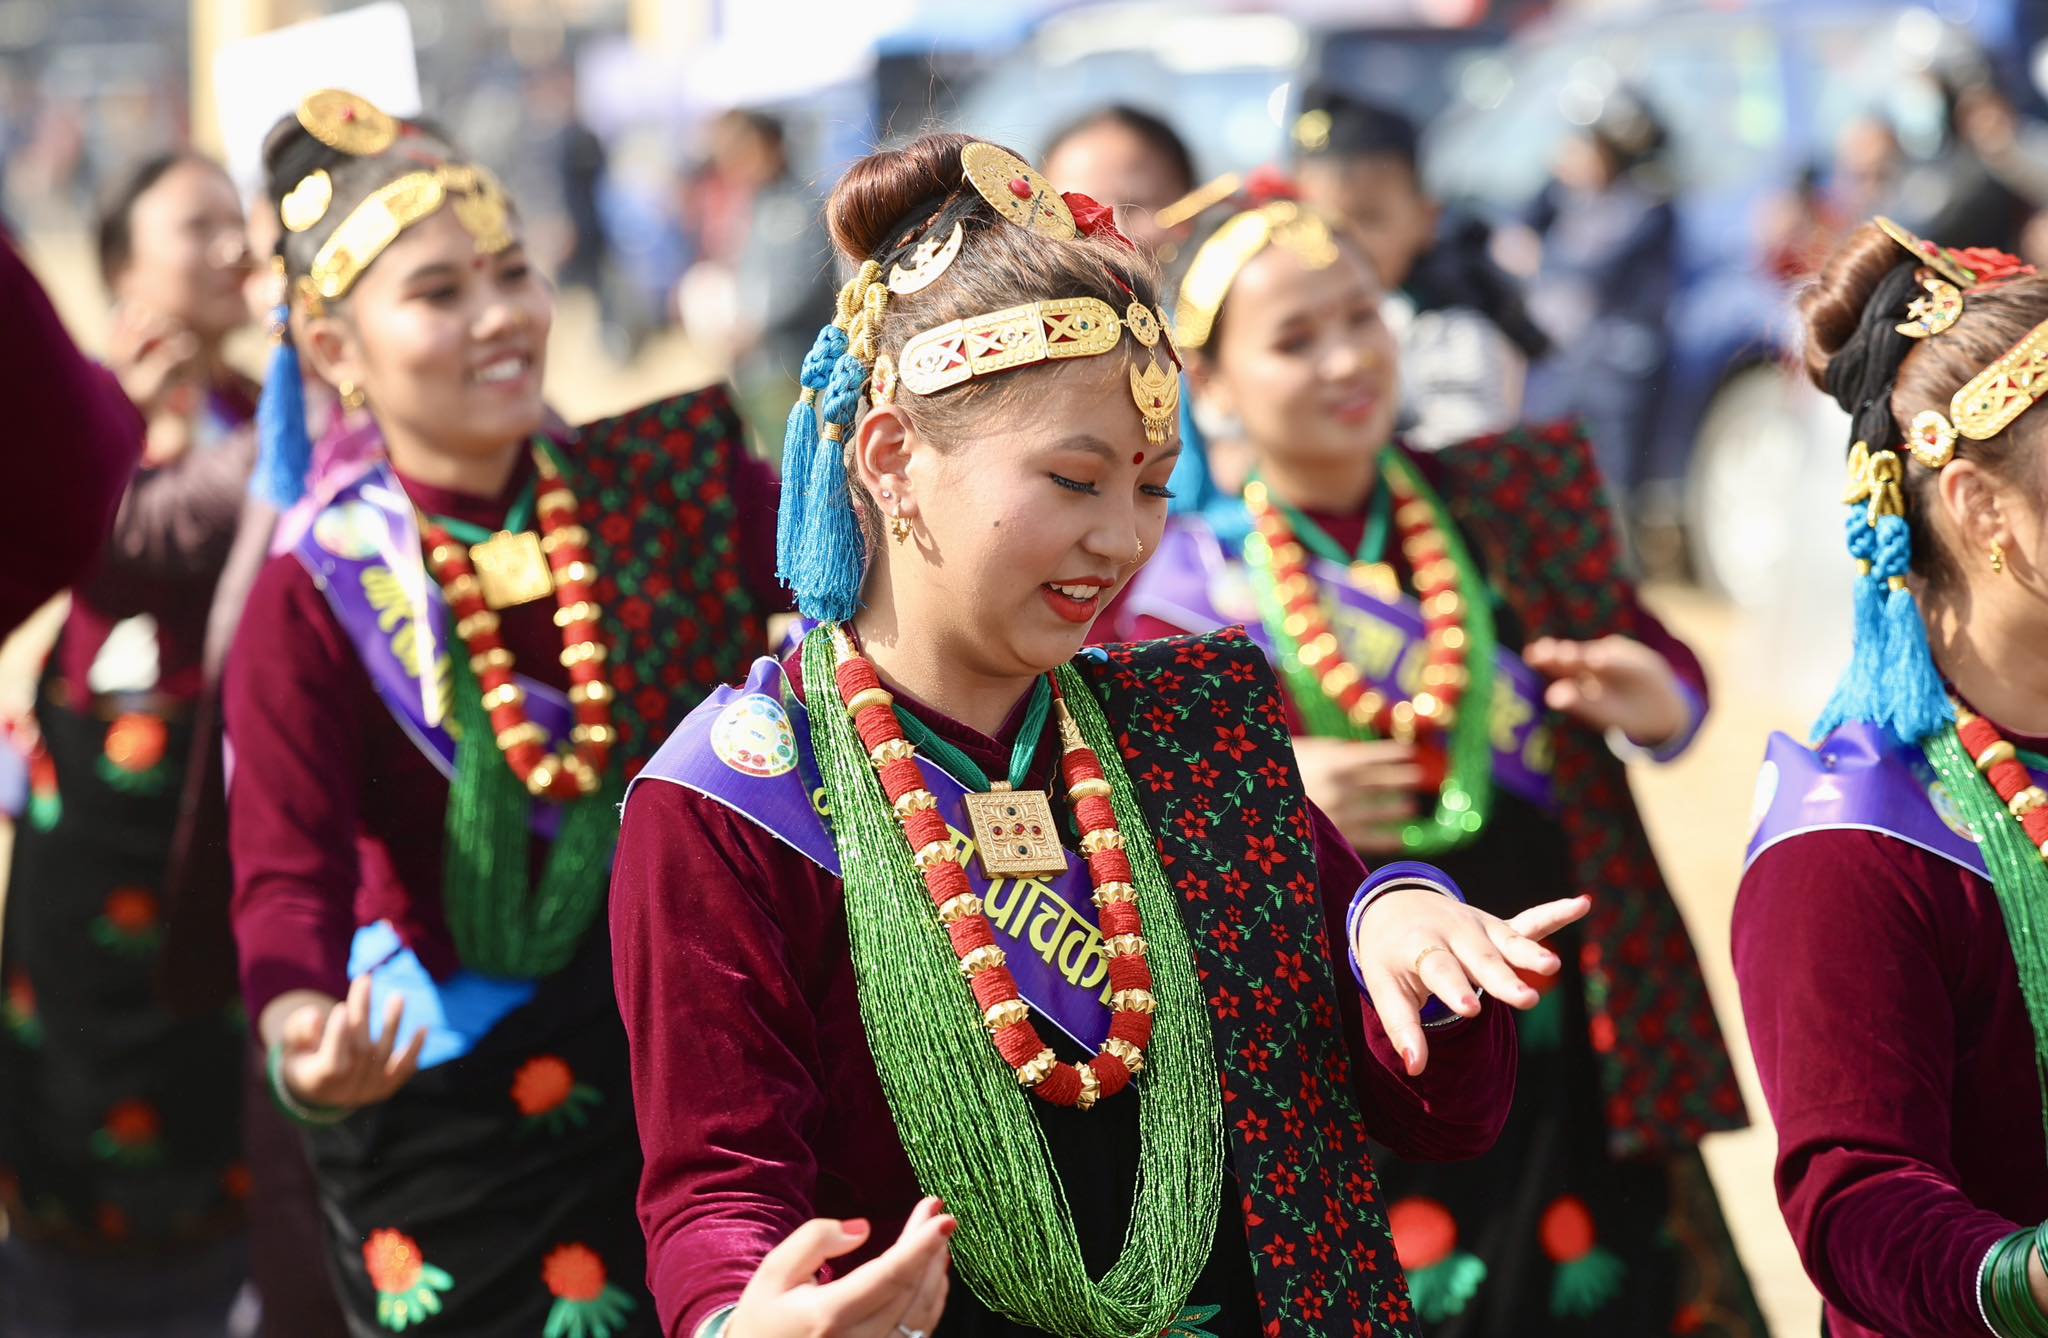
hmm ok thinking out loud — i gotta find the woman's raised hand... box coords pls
[276,974,426,1112]
[1524,635,1692,750]
[1353,888,1591,1076]
[729,1197,955,1338]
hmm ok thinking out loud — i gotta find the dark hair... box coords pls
[95,150,227,289]
[1043,104,1196,197]
[1803,220,2048,586]
[1292,86,1418,170]
[259,108,471,299]
[822,131,1165,532]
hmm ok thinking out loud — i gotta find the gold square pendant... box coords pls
[470,531,555,609]
[1350,561,1402,603]
[963,786,1068,879]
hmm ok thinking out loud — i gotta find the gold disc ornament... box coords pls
[280,169,334,233]
[962,143,1076,239]
[297,89,399,158]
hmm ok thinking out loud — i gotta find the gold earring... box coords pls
[1991,541,2008,575]
[339,381,366,410]
[890,514,911,544]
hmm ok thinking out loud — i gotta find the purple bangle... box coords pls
[1346,861,1468,1025]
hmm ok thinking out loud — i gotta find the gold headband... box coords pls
[1173,201,1339,349]
[878,296,1180,444]
[297,163,512,312]
[1904,316,2048,469]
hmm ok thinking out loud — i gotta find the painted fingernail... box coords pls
[842,1218,869,1235]
[1401,1045,1417,1069]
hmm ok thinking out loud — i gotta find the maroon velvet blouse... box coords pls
[1735,792,2048,1336]
[609,661,1517,1338]
[224,450,780,1019]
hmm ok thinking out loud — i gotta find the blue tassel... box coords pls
[776,323,848,587]
[1868,513,1952,742]
[786,350,870,622]
[252,307,313,510]
[1813,507,1884,741]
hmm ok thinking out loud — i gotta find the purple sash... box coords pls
[1124,518,1556,808]
[629,658,1116,1051]
[1744,722,1998,878]
[291,462,575,837]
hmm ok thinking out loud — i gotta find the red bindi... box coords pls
[1133,451,1145,465]
[472,254,490,271]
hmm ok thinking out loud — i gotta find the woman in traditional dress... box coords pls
[1734,220,2048,1336]
[1109,184,1762,1335]
[221,90,779,1336]
[0,150,260,1336]
[610,132,1589,1338]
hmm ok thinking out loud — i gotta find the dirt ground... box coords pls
[9,233,1825,1333]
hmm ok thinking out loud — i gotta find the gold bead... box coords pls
[1395,499,1434,527]
[1079,829,1126,855]
[892,789,937,818]
[958,944,1007,977]
[1110,988,1157,1015]
[1091,881,1137,907]
[983,998,1030,1031]
[845,687,895,716]
[1282,611,1313,640]
[1102,933,1147,959]
[1014,1048,1059,1086]
[537,490,577,517]
[1103,1036,1146,1075]
[540,525,589,554]
[1280,573,1315,602]
[567,680,614,706]
[559,752,600,793]
[496,722,547,751]
[553,601,602,629]
[2011,786,2048,818]
[1298,632,1340,667]
[532,448,561,480]
[937,892,985,924]
[471,647,515,675]
[1074,1062,1101,1111]
[429,542,466,569]
[1411,691,1445,721]
[1402,537,1447,564]
[1389,701,1418,744]
[869,738,916,766]
[1422,591,1464,619]
[1320,663,1361,696]
[912,840,958,869]
[1438,626,1468,652]
[480,682,525,712]
[443,573,481,603]
[456,610,501,641]
[1349,691,1387,729]
[571,723,615,749]
[1270,541,1307,568]
[525,760,558,795]
[1422,663,1469,690]
[1068,777,1112,802]
[554,560,598,586]
[1976,740,2018,771]
[560,641,607,669]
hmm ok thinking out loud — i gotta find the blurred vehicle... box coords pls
[938,3,1509,175]
[1425,0,2042,600]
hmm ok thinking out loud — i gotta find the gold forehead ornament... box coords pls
[1174,201,1340,350]
[297,163,512,313]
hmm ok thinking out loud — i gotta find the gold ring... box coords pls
[1412,944,1451,975]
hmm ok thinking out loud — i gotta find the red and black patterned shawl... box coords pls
[1078,629,1422,1338]
[1428,421,1744,1156]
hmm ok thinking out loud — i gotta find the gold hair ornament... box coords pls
[961,143,1076,239]
[1875,216,1978,289]
[1174,201,1340,349]
[1897,268,1964,340]
[297,89,399,157]
[280,168,334,233]
[1901,316,2048,470]
[301,163,512,307]
[1154,173,1242,232]
[1843,441,1907,524]
[887,221,964,295]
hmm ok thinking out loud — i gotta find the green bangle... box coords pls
[266,1037,350,1127]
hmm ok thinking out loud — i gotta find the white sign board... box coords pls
[212,2,422,194]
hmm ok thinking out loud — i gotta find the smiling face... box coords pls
[113,158,251,342]
[857,354,1180,679]
[304,206,552,467]
[1194,233,1400,468]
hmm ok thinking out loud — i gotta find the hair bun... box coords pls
[1799,221,1914,395]
[827,132,994,265]
[260,114,343,210]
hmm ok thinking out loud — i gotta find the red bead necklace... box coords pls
[1246,474,1471,744]
[833,640,1156,1109]
[420,448,616,800]
[1954,702,2048,854]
